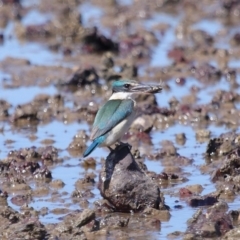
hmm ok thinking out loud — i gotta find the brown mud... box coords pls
[1,0,240,239]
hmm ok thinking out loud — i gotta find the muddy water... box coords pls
[1,0,240,239]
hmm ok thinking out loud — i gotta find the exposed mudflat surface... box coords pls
[1,0,240,239]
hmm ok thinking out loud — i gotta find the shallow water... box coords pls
[1,0,240,239]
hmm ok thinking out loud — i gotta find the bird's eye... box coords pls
[124,84,130,88]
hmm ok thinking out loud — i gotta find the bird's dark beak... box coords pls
[131,83,162,93]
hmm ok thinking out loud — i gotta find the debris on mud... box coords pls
[2,0,240,238]
[0,206,47,240]
[184,202,233,239]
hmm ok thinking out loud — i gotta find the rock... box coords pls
[68,130,88,155]
[74,209,95,228]
[99,214,129,229]
[82,27,118,53]
[11,104,39,124]
[188,195,218,207]
[223,226,240,239]
[51,208,70,215]
[52,209,96,239]
[0,99,10,120]
[11,194,31,206]
[193,63,221,83]
[80,157,96,169]
[49,179,65,189]
[211,146,240,181]
[185,184,203,194]
[196,129,211,138]
[175,133,186,145]
[33,167,52,181]
[158,140,178,157]
[179,188,193,198]
[0,206,47,240]
[168,231,184,239]
[185,202,233,238]
[190,29,213,46]
[131,114,154,133]
[75,173,95,189]
[142,207,171,221]
[0,190,8,206]
[63,67,99,88]
[98,145,163,212]
[205,132,240,163]
[119,62,138,78]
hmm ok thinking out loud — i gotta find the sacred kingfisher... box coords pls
[83,79,162,157]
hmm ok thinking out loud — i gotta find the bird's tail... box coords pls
[83,137,104,157]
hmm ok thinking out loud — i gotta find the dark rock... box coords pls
[63,67,99,89]
[188,195,218,207]
[185,202,233,238]
[82,27,118,53]
[0,33,4,44]
[98,145,163,212]
[0,206,20,223]
[211,146,240,181]
[10,160,40,175]
[205,132,239,161]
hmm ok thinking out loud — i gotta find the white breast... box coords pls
[109,92,136,100]
[101,111,136,147]
[100,92,137,147]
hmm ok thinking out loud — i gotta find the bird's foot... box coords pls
[116,141,132,150]
[107,146,114,152]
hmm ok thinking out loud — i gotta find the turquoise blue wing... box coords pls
[90,99,134,140]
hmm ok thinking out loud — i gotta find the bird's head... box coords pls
[112,79,162,94]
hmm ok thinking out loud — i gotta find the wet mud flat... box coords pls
[1,0,240,239]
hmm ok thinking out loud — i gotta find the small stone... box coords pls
[196,129,211,138]
[49,179,65,189]
[74,209,95,228]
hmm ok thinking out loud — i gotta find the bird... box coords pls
[83,79,162,157]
